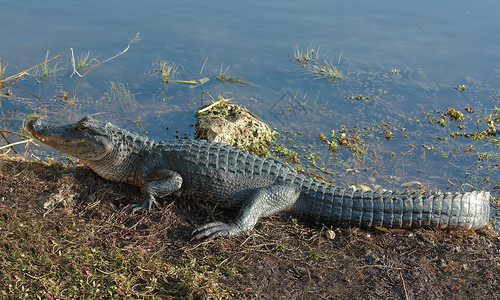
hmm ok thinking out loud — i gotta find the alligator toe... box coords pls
[130,195,160,213]
[193,221,243,240]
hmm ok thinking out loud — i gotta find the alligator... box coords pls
[27,116,491,239]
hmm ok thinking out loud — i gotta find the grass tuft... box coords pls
[214,62,250,85]
[293,43,319,63]
[152,60,179,84]
[76,51,98,71]
[293,44,344,81]
[31,51,64,83]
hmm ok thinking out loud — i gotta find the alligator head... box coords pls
[27,116,116,161]
[27,116,155,184]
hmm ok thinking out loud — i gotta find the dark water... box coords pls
[1,1,499,219]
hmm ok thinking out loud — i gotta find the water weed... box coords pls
[214,62,250,85]
[32,51,64,83]
[293,44,344,81]
[105,81,136,114]
[152,59,179,84]
[76,51,98,71]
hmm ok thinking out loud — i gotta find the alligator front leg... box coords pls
[131,169,183,212]
[193,184,300,240]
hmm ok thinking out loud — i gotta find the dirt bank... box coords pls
[0,157,498,299]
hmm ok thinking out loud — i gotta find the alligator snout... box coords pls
[26,118,41,133]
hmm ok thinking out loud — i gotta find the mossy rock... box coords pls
[195,99,276,155]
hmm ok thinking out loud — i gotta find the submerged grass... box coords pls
[31,51,64,83]
[105,81,136,114]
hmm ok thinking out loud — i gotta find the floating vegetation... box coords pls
[152,59,179,84]
[175,77,210,85]
[449,114,499,142]
[319,126,367,161]
[105,81,136,114]
[383,129,394,141]
[425,107,466,127]
[346,95,371,101]
[445,108,465,122]
[150,58,248,86]
[214,62,250,85]
[293,44,344,81]
[149,59,210,87]
[454,84,467,92]
[422,103,499,149]
[271,142,300,164]
[0,34,140,95]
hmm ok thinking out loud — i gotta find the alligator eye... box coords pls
[76,122,88,131]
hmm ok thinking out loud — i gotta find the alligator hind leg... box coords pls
[193,184,300,240]
[131,170,183,213]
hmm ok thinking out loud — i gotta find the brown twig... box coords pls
[400,271,409,300]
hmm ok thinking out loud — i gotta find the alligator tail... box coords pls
[293,179,490,229]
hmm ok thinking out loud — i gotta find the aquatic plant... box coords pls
[319,126,366,161]
[293,43,319,63]
[77,51,98,71]
[454,84,467,92]
[214,62,250,85]
[105,81,136,114]
[0,61,5,81]
[293,44,344,81]
[316,60,343,81]
[0,61,5,90]
[32,51,63,83]
[152,60,179,84]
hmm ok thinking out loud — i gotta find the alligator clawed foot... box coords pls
[130,195,160,213]
[192,221,243,240]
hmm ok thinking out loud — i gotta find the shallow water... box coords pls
[1,1,499,219]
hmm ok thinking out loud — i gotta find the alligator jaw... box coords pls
[27,117,111,161]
